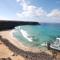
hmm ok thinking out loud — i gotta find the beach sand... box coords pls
[0,35,25,60]
[0,30,39,52]
[0,30,52,53]
[0,42,25,60]
[0,30,58,60]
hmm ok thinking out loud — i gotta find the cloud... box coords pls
[16,0,46,19]
[16,0,60,22]
[47,9,60,17]
[17,6,46,16]
[17,0,20,2]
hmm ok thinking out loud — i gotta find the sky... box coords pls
[0,0,60,23]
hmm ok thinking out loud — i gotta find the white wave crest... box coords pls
[20,29,33,42]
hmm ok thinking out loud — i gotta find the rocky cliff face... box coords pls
[0,21,40,31]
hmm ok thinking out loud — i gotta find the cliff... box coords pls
[0,21,40,31]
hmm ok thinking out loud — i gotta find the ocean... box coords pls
[12,23,60,48]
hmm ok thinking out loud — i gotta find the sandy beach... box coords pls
[0,30,59,60]
[0,30,51,53]
[0,30,25,60]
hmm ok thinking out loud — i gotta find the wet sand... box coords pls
[0,30,55,60]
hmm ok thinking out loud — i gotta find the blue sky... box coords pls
[0,0,60,23]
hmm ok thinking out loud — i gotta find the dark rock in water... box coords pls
[0,21,40,31]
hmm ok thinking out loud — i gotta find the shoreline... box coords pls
[0,30,52,54]
[0,30,54,60]
[0,30,42,53]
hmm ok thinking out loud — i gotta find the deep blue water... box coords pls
[13,23,60,48]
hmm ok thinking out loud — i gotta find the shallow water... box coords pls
[13,23,60,48]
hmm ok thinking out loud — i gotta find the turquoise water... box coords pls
[13,23,60,48]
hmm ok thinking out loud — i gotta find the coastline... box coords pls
[0,30,43,53]
[0,30,53,60]
[0,30,52,53]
